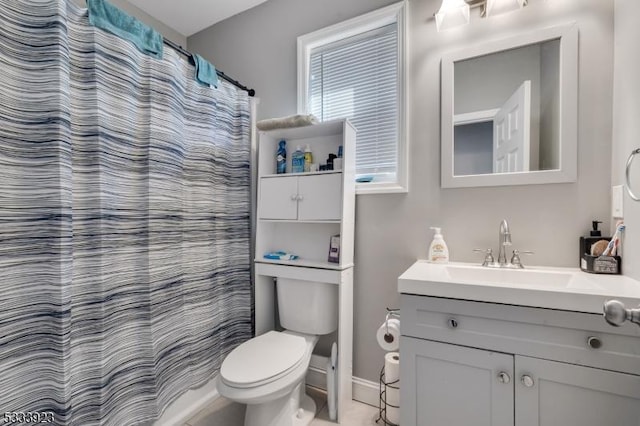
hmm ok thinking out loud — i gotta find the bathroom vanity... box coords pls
[398,261,640,426]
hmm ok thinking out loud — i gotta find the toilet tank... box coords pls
[276,278,338,335]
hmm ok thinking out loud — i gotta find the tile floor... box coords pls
[184,386,381,426]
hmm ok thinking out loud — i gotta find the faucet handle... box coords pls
[474,248,495,267]
[511,249,534,268]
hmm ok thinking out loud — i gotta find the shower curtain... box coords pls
[0,1,252,425]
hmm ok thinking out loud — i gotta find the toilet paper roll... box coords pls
[376,318,401,351]
[384,352,400,424]
[384,352,400,383]
[387,403,400,425]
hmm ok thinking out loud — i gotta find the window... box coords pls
[297,2,407,194]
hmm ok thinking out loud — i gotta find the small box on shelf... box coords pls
[328,235,340,264]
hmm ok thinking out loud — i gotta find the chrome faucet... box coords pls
[474,219,534,268]
[497,219,512,266]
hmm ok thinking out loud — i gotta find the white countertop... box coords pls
[398,260,640,314]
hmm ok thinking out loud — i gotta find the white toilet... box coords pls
[217,278,339,426]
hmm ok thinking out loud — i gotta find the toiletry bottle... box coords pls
[327,153,337,170]
[333,147,343,170]
[304,144,313,172]
[428,227,449,263]
[276,140,287,174]
[292,145,305,173]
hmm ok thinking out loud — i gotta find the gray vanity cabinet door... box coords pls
[516,355,640,426]
[401,336,514,426]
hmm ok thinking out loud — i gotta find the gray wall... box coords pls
[189,0,615,383]
[454,44,541,115]
[539,39,561,170]
[454,122,494,175]
[71,0,187,46]
[613,0,640,280]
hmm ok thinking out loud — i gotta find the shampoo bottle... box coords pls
[428,227,449,263]
[276,140,287,174]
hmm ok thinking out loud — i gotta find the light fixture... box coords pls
[485,0,528,17]
[435,0,528,32]
[435,0,470,32]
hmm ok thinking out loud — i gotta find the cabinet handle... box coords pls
[447,318,458,329]
[497,372,511,384]
[521,375,535,388]
[587,336,602,349]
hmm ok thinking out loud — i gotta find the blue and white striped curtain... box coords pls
[0,1,252,425]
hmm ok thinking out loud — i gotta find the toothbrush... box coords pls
[602,223,625,256]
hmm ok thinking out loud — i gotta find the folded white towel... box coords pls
[257,114,318,131]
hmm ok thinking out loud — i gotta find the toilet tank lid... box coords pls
[220,331,307,387]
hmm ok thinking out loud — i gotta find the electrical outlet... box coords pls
[612,185,624,218]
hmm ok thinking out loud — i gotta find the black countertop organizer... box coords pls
[580,236,621,274]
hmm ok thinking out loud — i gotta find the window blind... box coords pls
[309,24,399,180]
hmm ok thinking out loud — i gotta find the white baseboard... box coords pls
[306,356,379,408]
[351,376,379,408]
[155,376,220,426]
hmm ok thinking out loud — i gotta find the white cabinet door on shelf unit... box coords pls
[516,356,640,426]
[259,176,298,220]
[297,173,342,221]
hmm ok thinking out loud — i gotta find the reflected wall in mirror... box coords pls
[441,24,578,188]
[454,39,560,175]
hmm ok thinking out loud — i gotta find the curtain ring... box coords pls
[626,148,640,201]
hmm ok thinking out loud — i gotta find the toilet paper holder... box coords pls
[383,308,400,342]
[377,357,400,426]
[376,308,400,426]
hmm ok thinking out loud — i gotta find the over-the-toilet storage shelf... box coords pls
[254,118,356,424]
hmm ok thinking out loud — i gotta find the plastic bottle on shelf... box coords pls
[276,140,287,174]
[428,227,449,263]
[304,144,313,172]
[291,145,305,173]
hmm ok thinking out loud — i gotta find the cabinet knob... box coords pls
[587,336,602,349]
[497,371,511,384]
[297,194,304,201]
[521,375,535,388]
[447,318,458,329]
[290,194,298,201]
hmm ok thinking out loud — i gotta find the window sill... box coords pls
[356,181,408,195]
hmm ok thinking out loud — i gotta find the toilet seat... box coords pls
[220,331,307,389]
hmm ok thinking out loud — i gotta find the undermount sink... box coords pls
[445,263,576,288]
[398,260,640,314]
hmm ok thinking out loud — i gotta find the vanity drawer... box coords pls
[401,295,640,376]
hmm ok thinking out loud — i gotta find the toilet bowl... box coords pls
[218,330,319,426]
[218,278,338,426]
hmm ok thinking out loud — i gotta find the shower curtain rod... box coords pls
[164,38,256,97]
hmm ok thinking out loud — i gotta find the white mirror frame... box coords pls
[441,23,578,188]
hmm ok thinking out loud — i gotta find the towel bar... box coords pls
[625,148,640,201]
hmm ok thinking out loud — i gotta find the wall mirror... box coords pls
[441,24,578,188]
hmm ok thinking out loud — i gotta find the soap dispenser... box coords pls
[428,227,449,264]
[580,220,607,257]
